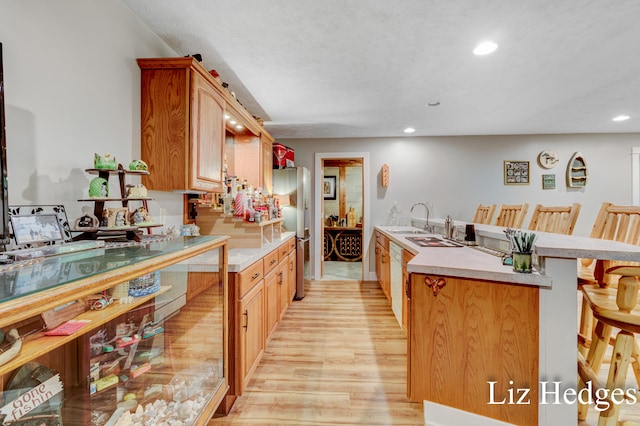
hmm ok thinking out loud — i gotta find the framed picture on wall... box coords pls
[542,174,556,190]
[504,160,530,185]
[323,176,337,200]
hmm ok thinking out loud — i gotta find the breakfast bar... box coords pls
[375,222,640,425]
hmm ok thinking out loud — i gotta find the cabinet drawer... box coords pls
[264,249,280,275]
[375,231,389,249]
[238,259,264,298]
[280,238,295,258]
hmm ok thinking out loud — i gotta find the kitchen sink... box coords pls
[387,229,429,234]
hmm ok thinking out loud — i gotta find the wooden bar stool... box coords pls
[472,203,496,225]
[578,203,640,357]
[578,265,640,424]
[527,203,581,235]
[494,203,529,228]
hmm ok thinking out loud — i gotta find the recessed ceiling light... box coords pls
[612,115,630,122]
[235,124,243,130]
[473,41,498,56]
[404,127,416,134]
[426,101,440,107]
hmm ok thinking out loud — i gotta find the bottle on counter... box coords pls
[223,186,233,215]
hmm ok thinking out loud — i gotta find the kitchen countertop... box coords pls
[376,221,640,287]
[181,232,296,272]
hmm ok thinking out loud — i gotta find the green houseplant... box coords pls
[510,231,536,273]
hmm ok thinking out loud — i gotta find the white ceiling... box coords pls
[122,0,640,139]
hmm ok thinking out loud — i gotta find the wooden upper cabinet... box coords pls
[137,57,225,192]
[261,133,273,194]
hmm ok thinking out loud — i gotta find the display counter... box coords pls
[0,235,228,426]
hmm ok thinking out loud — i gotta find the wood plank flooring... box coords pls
[210,280,424,425]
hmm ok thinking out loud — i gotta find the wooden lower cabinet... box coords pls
[374,231,390,301]
[265,266,281,342]
[408,273,539,426]
[401,249,415,333]
[223,237,296,412]
[239,278,265,390]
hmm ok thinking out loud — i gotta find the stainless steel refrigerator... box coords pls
[273,166,310,299]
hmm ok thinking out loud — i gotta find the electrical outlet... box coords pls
[499,240,510,252]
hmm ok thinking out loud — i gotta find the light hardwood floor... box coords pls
[211,279,640,425]
[211,280,424,425]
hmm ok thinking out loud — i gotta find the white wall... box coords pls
[0,0,185,229]
[284,134,639,274]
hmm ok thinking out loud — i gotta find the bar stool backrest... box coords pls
[471,204,496,225]
[494,203,529,228]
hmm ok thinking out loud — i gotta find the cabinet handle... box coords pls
[424,276,446,297]
[405,275,411,299]
[242,310,248,329]
[278,271,283,284]
[251,273,260,281]
[270,259,277,265]
[289,261,294,271]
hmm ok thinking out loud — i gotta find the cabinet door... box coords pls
[261,134,273,193]
[379,245,391,301]
[288,250,296,301]
[401,250,415,333]
[239,280,265,393]
[190,71,225,192]
[264,268,280,342]
[408,274,539,425]
[278,259,289,320]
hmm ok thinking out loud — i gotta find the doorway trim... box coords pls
[313,152,371,281]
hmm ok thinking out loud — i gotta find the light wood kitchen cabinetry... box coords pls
[264,262,281,342]
[401,249,415,333]
[137,57,225,193]
[283,242,297,316]
[261,133,274,194]
[224,128,274,193]
[375,230,390,301]
[238,273,265,394]
[225,236,296,407]
[407,272,539,426]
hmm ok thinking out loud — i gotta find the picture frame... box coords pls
[542,174,556,190]
[504,161,530,185]
[323,176,337,200]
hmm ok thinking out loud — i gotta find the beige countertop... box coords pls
[181,232,296,272]
[376,221,640,287]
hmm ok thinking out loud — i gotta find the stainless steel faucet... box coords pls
[410,202,432,232]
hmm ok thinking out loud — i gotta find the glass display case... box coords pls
[0,235,228,425]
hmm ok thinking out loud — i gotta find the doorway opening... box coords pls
[313,152,370,281]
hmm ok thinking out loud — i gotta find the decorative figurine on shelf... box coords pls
[130,207,153,226]
[107,207,129,228]
[89,177,109,198]
[128,159,148,171]
[94,152,118,170]
[74,213,99,231]
[125,184,148,198]
[0,329,22,367]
